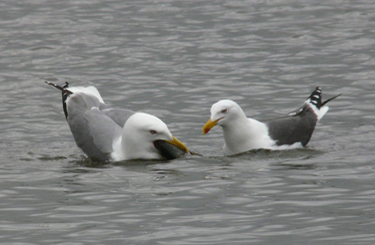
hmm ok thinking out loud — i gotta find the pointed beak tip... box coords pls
[202,118,219,135]
[171,136,189,153]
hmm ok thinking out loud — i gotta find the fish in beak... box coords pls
[153,136,189,160]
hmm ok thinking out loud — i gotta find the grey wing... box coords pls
[66,93,122,161]
[265,105,317,146]
[83,109,123,154]
[99,104,135,127]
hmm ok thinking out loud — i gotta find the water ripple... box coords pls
[1,0,375,244]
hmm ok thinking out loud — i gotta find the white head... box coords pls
[122,112,188,160]
[202,99,274,155]
[203,100,246,134]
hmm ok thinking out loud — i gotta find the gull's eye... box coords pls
[221,109,227,114]
[150,130,157,135]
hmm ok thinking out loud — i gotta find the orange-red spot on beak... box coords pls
[202,118,221,135]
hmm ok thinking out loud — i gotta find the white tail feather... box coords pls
[317,106,329,121]
[68,86,105,104]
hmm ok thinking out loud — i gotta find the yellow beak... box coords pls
[202,118,220,135]
[165,136,189,153]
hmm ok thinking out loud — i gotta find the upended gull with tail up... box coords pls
[203,87,341,156]
[46,82,189,162]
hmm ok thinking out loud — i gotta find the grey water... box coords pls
[1,0,375,244]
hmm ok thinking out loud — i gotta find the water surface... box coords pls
[1,0,375,244]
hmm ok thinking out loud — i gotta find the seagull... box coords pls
[46,81,189,162]
[202,87,341,156]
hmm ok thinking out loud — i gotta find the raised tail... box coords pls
[288,87,341,120]
[307,86,323,109]
[307,86,341,121]
[307,86,342,109]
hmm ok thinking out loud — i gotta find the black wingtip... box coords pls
[321,93,342,107]
[45,81,71,92]
[307,86,323,109]
[307,87,342,108]
[46,81,72,120]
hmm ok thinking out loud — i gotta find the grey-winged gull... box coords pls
[46,81,189,161]
[202,87,341,155]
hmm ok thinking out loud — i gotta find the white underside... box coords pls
[306,99,329,121]
[317,106,329,121]
[110,136,125,161]
[222,118,276,156]
[221,113,314,156]
[269,142,303,150]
